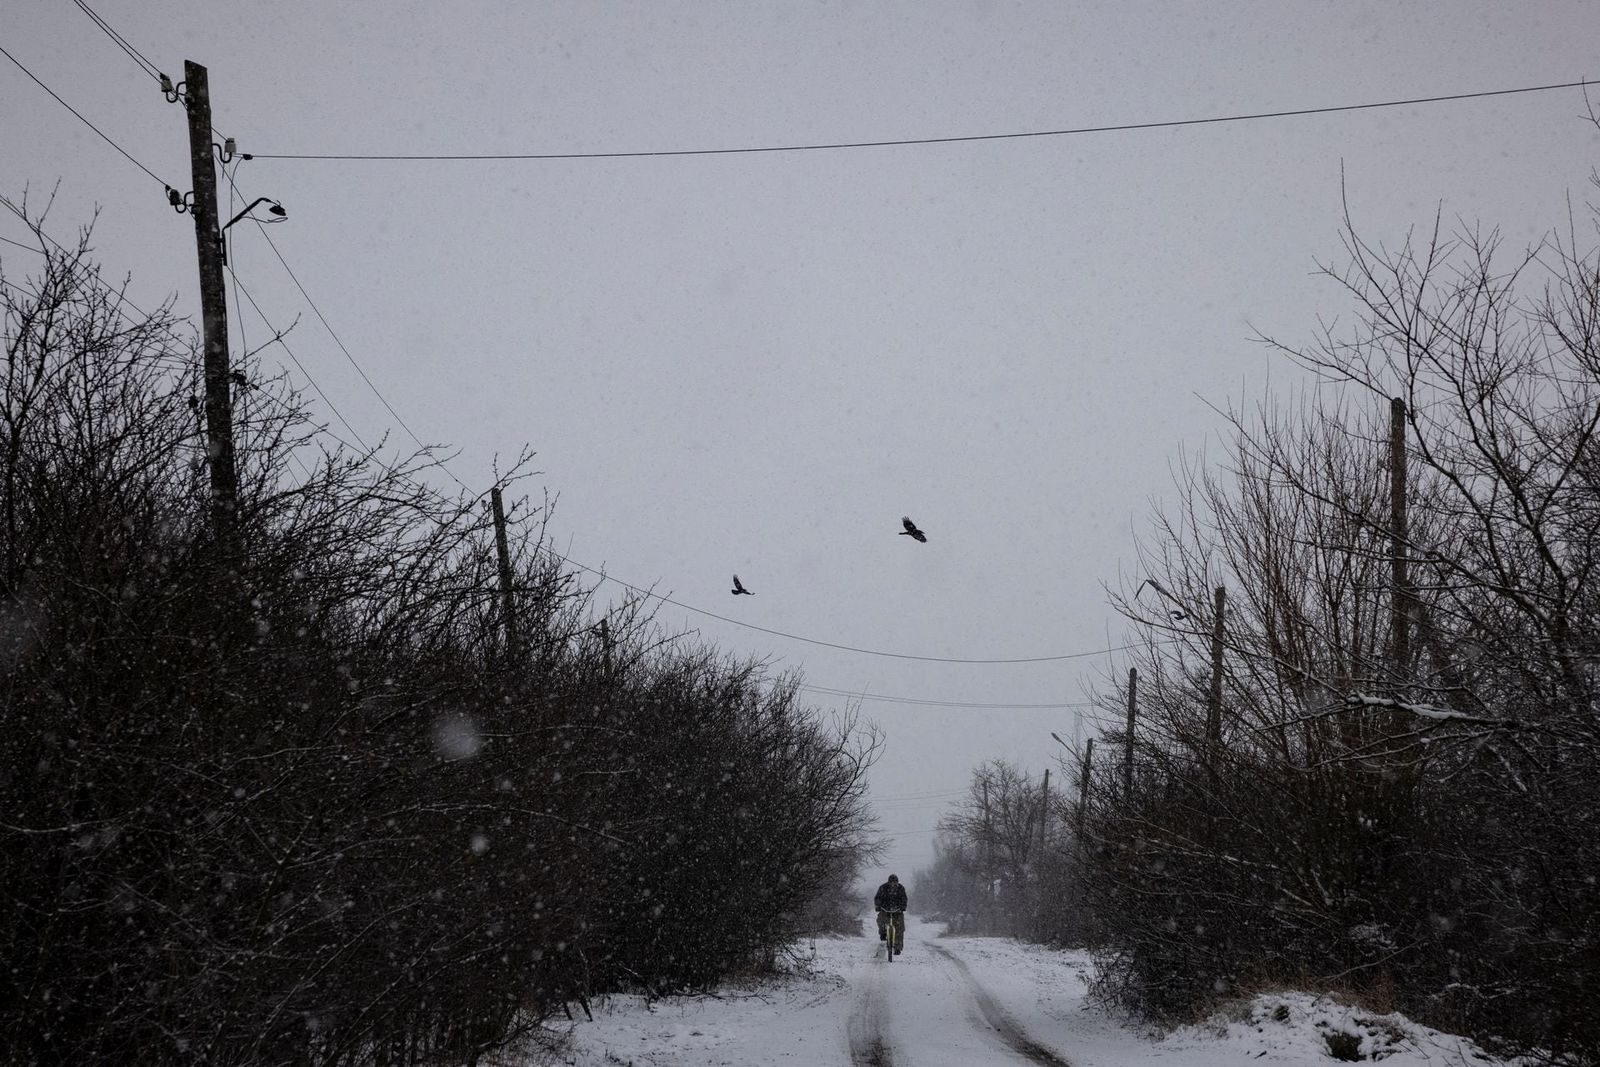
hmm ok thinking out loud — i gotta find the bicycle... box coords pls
[881,907,905,962]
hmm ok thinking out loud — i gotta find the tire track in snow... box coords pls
[926,942,1072,1066]
[846,943,894,1066]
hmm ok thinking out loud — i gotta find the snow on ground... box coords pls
[548,914,1512,1066]
[1166,990,1509,1065]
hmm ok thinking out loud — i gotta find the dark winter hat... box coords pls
[888,874,899,882]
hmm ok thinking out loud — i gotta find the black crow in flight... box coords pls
[899,517,928,543]
[731,575,754,596]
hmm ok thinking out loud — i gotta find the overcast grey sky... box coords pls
[5,0,1598,879]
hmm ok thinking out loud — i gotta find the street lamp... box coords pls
[223,197,286,231]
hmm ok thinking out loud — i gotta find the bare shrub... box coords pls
[0,198,877,1066]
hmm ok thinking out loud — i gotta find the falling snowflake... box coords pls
[433,715,481,760]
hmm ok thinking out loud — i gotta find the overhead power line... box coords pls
[800,683,1100,709]
[69,1,240,156]
[0,234,45,255]
[874,789,968,802]
[69,0,164,84]
[219,265,465,497]
[209,261,1147,662]
[214,216,1149,661]
[0,194,196,371]
[258,224,465,487]
[6,192,1146,667]
[1,199,418,497]
[212,166,470,493]
[226,267,378,452]
[0,43,172,188]
[6,209,1142,665]
[249,78,1593,162]
[209,258,455,496]
[535,556,1150,664]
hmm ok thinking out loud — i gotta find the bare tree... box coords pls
[919,761,1048,935]
[1072,174,1600,1061]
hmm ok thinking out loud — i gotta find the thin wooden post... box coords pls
[981,776,993,907]
[1390,396,1410,668]
[1207,587,1226,748]
[490,486,518,661]
[1076,738,1094,843]
[1124,667,1137,797]
[1039,767,1050,854]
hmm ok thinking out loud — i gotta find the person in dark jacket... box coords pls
[874,874,908,949]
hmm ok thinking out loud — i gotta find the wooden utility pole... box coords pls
[981,777,993,904]
[1206,587,1226,750]
[182,61,239,546]
[1075,739,1094,842]
[490,486,518,661]
[1390,397,1410,668]
[598,618,613,677]
[1124,667,1137,797]
[1038,767,1050,854]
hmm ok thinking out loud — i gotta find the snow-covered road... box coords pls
[843,920,1080,1065]
[556,915,1506,1066]
[844,918,1071,1065]
[559,914,1088,1065]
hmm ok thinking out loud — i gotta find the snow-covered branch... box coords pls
[1342,693,1516,728]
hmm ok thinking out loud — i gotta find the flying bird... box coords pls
[899,517,928,543]
[731,575,753,596]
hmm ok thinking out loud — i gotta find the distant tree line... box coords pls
[925,178,1600,1062]
[0,199,878,1066]
[913,760,1055,937]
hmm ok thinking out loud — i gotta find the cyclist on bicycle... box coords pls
[874,874,907,948]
